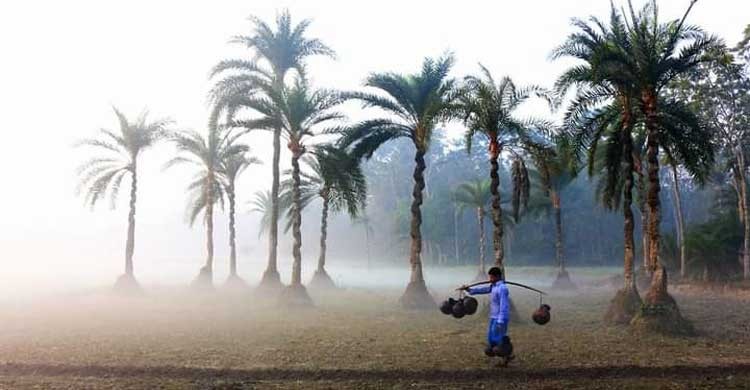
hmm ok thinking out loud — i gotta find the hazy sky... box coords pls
[0,0,747,290]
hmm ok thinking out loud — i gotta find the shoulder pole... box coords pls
[458,280,547,295]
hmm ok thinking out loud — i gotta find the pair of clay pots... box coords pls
[439,296,479,318]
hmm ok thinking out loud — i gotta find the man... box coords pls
[461,266,513,364]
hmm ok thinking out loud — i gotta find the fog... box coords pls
[0,1,746,300]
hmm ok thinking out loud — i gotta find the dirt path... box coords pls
[1,362,749,383]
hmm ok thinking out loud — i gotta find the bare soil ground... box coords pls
[0,283,749,389]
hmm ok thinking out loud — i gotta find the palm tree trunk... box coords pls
[311,189,335,290]
[737,148,750,280]
[670,164,686,280]
[622,131,636,291]
[552,191,564,272]
[604,105,641,324]
[205,177,214,273]
[191,172,214,289]
[125,168,137,277]
[290,152,303,286]
[477,207,486,278]
[488,137,505,268]
[400,149,433,308]
[317,193,329,272]
[228,183,238,277]
[638,169,650,277]
[279,144,313,305]
[260,127,282,288]
[643,91,672,305]
[409,150,426,284]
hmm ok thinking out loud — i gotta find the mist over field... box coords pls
[2,0,750,388]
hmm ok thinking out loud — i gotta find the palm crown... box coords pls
[232,10,334,80]
[340,54,459,157]
[460,65,552,155]
[453,179,491,214]
[164,128,249,225]
[230,77,345,152]
[286,145,367,217]
[76,107,170,208]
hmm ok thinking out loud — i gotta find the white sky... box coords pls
[0,0,747,292]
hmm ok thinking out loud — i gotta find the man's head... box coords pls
[488,267,504,283]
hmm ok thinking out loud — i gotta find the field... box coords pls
[0,268,749,389]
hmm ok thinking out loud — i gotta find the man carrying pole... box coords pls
[460,266,513,364]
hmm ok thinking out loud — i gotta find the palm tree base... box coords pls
[113,273,142,294]
[630,301,694,336]
[604,286,642,325]
[256,268,284,294]
[399,281,435,310]
[630,267,694,335]
[551,269,577,291]
[279,284,314,307]
[309,269,337,290]
[223,274,249,291]
[190,266,214,291]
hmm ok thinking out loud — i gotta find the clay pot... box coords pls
[532,304,551,325]
[462,296,478,315]
[451,300,466,318]
[439,299,453,315]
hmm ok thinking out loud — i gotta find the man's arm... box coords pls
[467,285,491,295]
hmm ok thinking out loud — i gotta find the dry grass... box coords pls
[0,283,748,389]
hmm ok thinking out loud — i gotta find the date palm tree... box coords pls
[533,135,580,290]
[75,107,170,291]
[238,76,345,304]
[617,0,720,312]
[164,128,248,289]
[459,66,552,274]
[210,9,335,292]
[339,54,459,309]
[282,145,367,289]
[453,179,491,280]
[555,3,714,328]
[222,152,261,288]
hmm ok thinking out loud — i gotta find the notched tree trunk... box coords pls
[225,185,247,290]
[281,148,313,306]
[259,128,284,293]
[192,173,215,291]
[488,138,505,269]
[551,191,576,290]
[115,168,141,293]
[632,93,692,335]
[605,127,640,323]
[400,149,435,309]
[310,192,336,290]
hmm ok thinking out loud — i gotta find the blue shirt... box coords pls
[468,281,510,323]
